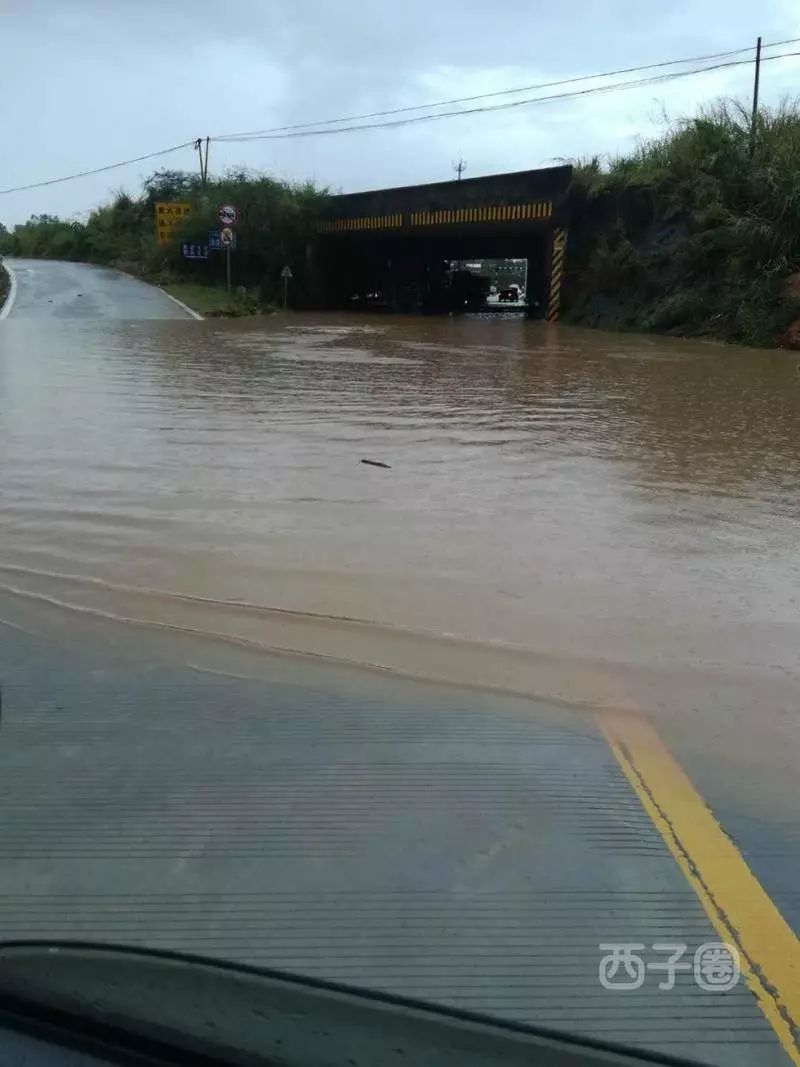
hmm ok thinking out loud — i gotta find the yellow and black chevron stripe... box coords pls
[318,201,553,233]
[546,227,568,323]
[317,213,403,234]
[410,201,551,226]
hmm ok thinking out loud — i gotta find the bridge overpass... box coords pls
[307,164,572,319]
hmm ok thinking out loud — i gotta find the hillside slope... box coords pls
[563,101,800,348]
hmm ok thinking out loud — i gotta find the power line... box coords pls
[212,44,754,139]
[216,49,800,143]
[212,36,800,141]
[2,38,799,195]
[0,140,196,196]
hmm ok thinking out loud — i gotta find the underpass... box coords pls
[307,165,571,319]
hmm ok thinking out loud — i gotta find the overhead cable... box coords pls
[0,141,196,196]
[217,50,800,142]
[212,36,800,141]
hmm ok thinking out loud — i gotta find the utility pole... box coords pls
[451,160,467,270]
[194,139,205,187]
[749,36,762,158]
[194,138,211,188]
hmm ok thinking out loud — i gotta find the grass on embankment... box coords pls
[0,264,9,312]
[162,283,276,318]
[564,100,800,347]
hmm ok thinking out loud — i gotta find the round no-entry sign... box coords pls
[218,204,238,226]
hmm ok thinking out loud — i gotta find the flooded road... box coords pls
[2,308,799,714]
[2,272,800,1063]
[2,289,800,775]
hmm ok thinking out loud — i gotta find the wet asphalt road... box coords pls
[3,258,193,320]
[0,597,791,1067]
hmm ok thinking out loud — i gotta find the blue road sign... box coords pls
[209,229,236,251]
[181,242,209,260]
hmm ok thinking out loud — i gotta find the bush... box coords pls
[644,291,715,332]
[1,169,329,305]
[587,223,642,291]
[566,98,800,345]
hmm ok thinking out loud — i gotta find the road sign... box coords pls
[218,204,238,226]
[154,202,191,245]
[208,229,221,251]
[220,227,236,249]
[181,242,209,260]
[280,265,293,279]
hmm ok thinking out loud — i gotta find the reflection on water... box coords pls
[1,313,799,777]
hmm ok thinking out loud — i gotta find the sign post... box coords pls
[281,265,293,309]
[219,225,236,294]
[217,206,238,294]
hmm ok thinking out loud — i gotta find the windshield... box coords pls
[0,9,798,1067]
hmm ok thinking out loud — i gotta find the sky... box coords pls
[1,0,799,226]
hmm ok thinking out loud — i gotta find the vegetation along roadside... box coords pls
[0,170,329,317]
[563,100,800,348]
[2,98,800,343]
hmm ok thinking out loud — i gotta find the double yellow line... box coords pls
[600,711,800,1064]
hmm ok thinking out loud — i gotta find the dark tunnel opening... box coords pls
[308,230,551,318]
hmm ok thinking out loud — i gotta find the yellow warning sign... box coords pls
[154,202,191,246]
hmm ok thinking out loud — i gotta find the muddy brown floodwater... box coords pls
[1,312,799,809]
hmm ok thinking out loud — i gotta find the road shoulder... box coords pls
[0,262,17,319]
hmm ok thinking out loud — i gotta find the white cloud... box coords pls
[1,0,799,223]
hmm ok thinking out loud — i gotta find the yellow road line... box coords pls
[600,710,800,1065]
